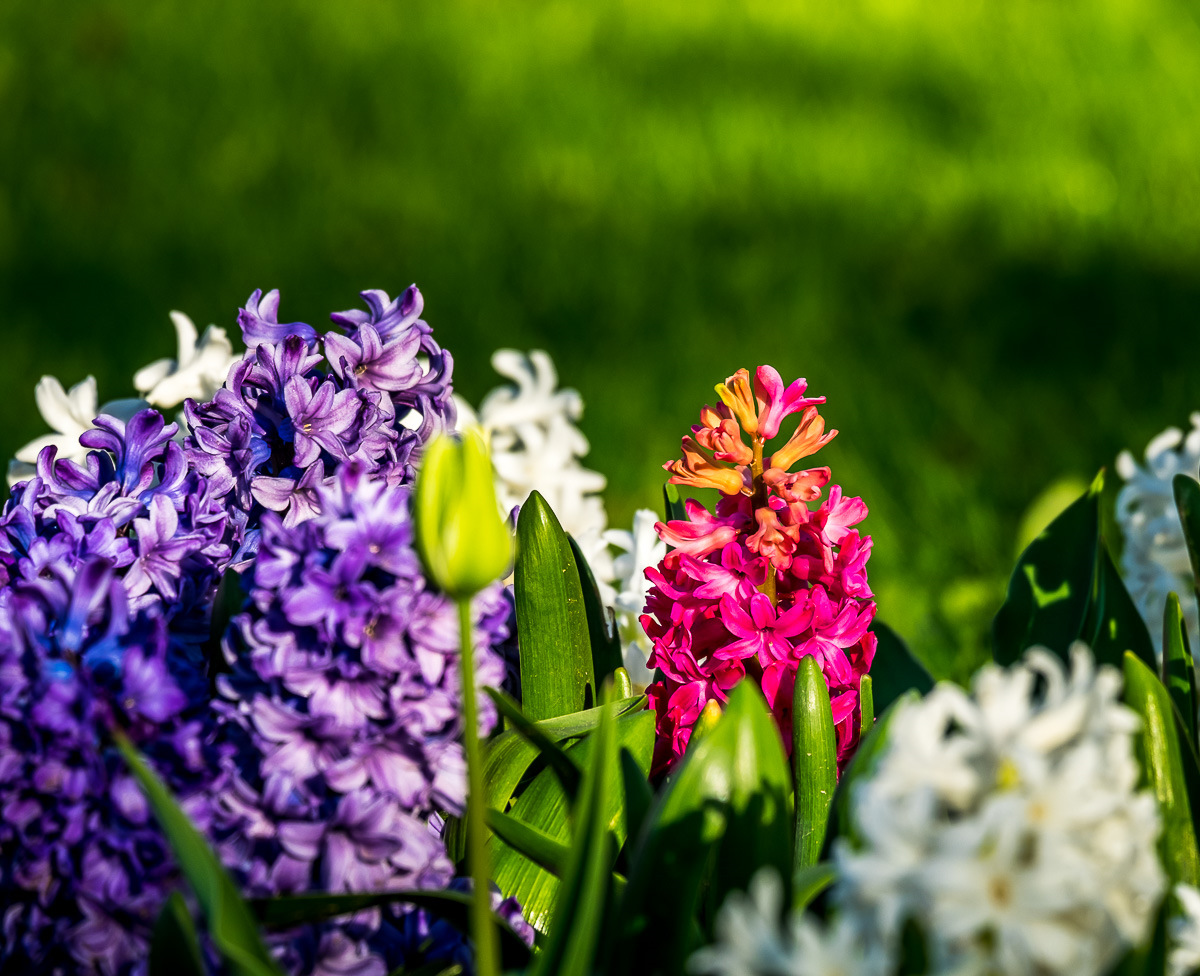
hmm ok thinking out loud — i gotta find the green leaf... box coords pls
[791,862,836,913]
[203,567,246,675]
[1084,542,1157,670]
[249,889,532,970]
[792,656,837,872]
[569,533,624,683]
[1123,652,1200,888]
[663,482,686,523]
[614,682,793,976]
[859,674,874,737]
[114,733,283,976]
[529,701,618,976]
[1164,592,1198,751]
[487,808,572,876]
[867,621,933,713]
[604,668,634,704]
[482,695,646,816]
[514,490,596,720]
[993,473,1102,665]
[149,892,206,976]
[485,687,582,802]
[490,709,654,934]
[619,746,654,848]
[1174,475,1200,602]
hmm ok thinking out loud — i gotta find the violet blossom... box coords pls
[207,460,513,975]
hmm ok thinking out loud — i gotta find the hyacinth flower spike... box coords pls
[645,365,876,774]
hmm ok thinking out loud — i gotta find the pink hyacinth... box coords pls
[644,366,876,775]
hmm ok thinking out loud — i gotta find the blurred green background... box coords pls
[3,0,1199,680]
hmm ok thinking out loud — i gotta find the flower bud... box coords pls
[414,428,514,599]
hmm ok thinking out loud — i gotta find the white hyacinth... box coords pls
[1116,417,1200,659]
[605,508,666,688]
[133,310,240,408]
[1172,884,1200,976]
[477,349,615,595]
[689,869,887,976]
[7,376,146,487]
[835,644,1164,976]
[7,309,239,488]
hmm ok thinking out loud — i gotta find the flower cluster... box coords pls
[185,287,455,565]
[643,366,875,773]
[471,349,614,592]
[606,509,666,689]
[835,645,1163,976]
[0,411,230,973]
[690,869,886,976]
[1116,416,1200,659]
[206,460,513,975]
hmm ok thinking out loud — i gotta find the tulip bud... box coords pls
[414,428,514,599]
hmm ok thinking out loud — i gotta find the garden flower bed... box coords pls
[2,284,1199,976]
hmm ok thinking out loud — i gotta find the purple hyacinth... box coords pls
[0,411,229,974]
[207,460,512,975]
[185,287,458,559]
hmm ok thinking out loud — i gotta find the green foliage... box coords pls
[993,473,1102,664]
[528,705,619,976]
[568,533,624,684]
[489,707,653,934]
[1122,653,1200,889]
[1175,475,1200,603]
[149,893,205,976]
[993,473,1155,670]
[614,682,792,976]
[1164,592,1198,751]
[514,490,595,720]
[868,620,934,712]
[114,734,283,976]
[792,655,837,872]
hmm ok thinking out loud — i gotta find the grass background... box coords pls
[4,0,1200,680]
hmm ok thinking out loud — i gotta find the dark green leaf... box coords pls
[485,687,582,801]
[663,482,686,523]
[490,709,654,934]
[868,621,933,713]
[993,473,1102,665]
[569,533,624,682]
[203,567,246,676]
[1174,475,1200,602]
[515,490,596,720]
[482,695,646,815]
[791,862,836,913]
[1084,542,1156,670]
[149,892,205,976]
[1164,592,1198,751]
[249,889,531,970]
[114,734,282,976]
[487,808,572,876]
[619,747,654,848]
[529,701,618,976]
[793,656,837,872]
[1123,653,1200,888]
[614,682,792,976]
[859,674,874,737]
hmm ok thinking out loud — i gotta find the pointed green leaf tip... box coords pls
[414,428,514,599]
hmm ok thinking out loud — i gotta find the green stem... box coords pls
[458,597,499,976]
